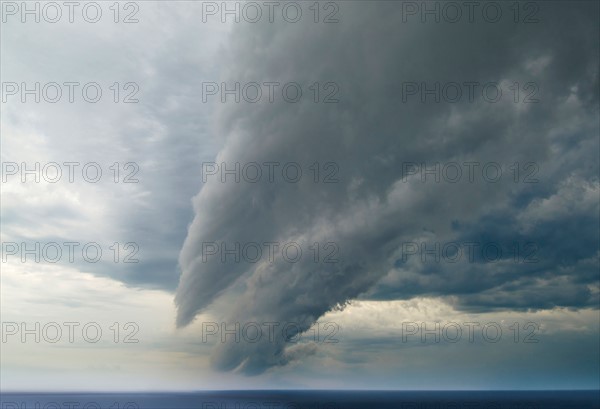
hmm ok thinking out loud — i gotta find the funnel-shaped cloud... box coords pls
[176,2,599,374]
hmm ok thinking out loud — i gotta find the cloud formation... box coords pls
[174,1,599,375]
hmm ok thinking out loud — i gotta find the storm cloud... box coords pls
[175,1,599,375]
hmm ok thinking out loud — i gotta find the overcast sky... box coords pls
[1,0,599,391]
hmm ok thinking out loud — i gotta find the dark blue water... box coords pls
[1,391,599,409]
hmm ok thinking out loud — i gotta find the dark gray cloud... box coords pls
[174,1,599,374]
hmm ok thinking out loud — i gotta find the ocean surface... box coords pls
[1,391,599,409]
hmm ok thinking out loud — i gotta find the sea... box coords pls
[1,391,599,409]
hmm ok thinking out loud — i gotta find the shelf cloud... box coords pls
[175,1,599,375]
